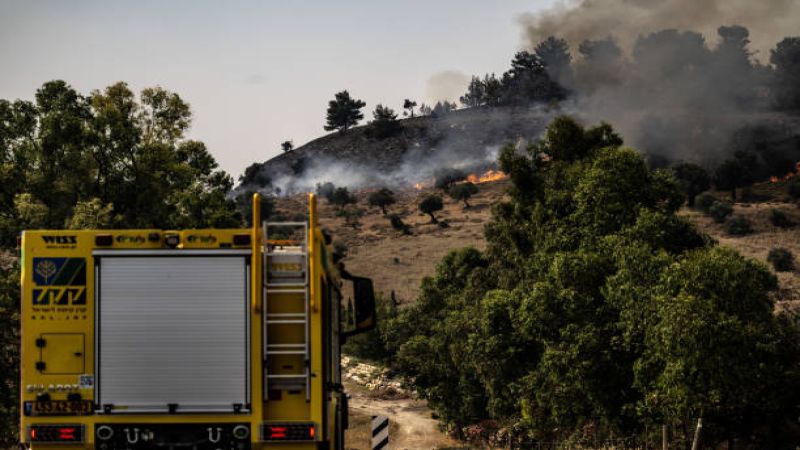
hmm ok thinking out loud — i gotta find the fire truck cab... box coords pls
[19,193,376,450]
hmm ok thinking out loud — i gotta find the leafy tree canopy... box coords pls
[384,116,798,447]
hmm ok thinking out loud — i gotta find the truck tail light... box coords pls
[29,425,84,443]
[261,423,315,442]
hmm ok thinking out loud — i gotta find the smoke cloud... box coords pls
[427,70,470,103]
[519,0,800,171]
[519,0,800,60]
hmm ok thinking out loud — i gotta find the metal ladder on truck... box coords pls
[263,222,311,401]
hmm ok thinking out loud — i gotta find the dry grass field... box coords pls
[277,179,800,312]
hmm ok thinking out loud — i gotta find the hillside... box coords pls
[276,179,800,311]
[241,106,555,194]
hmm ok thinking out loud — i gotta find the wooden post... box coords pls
[662,423,669,450]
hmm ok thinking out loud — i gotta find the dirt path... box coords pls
[345,381,461,449]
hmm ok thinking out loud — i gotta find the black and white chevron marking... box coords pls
[371,415,389,450]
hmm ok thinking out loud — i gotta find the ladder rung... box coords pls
[266,281,306,286]
[266,252,306,257]
[266,289,307,294]
[267,350,306,355]
[268,313,306,318]
[265,222,307,226]
[268,374,307,379]
[267,320,306,324]
[268,344,305,348]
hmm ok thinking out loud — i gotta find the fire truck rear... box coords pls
[18,194,376,450]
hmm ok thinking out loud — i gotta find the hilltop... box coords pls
[240,106,556,194]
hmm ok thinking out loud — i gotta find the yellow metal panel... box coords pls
[40,333,84,374]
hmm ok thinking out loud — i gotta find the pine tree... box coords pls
[324,90,366,133]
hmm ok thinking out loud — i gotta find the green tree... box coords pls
[535,36,573,88]
[418,194,444,223]
[331,187,356,210]
[0,263,19,449]
[389,116,798,447]
[501,50,566,105]
[367,188,396,214]
[324,90,366,133]
[714,152,757,201]
[448,182,478,208]
[770,37,800,109]
[316,182,336,202]
[672,162,710,207]
[368,104,402,139]
[637,248,796,447]
[66,198,115,229]
[460,76,485,108]
[403,99,417,117]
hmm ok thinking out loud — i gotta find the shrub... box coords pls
[448,182,479,208]
[695,192,716,213]
[331,187,357,209]
[770,209,795,229]
[342,294,397,362]
[388,214,411,235]
[316,182,336,201]
[726,215,753,235]
[767,248,795,272]
[433,168,466,190]
[708,201,733,223]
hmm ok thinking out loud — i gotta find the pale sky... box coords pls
[0,1,557,178]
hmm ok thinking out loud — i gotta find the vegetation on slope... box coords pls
[360,117,800,448]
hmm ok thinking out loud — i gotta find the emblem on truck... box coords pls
[32,258,87,305]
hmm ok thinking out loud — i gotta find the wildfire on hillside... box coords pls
[770,161,800,183]
[413,169,509,190]
[465,169,508,184]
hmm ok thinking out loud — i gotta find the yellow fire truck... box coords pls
[18,193,376,450]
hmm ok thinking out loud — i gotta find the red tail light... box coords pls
[29,425,84,443]
[261,423,315,441]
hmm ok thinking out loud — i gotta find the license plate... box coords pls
[31,400,93,416]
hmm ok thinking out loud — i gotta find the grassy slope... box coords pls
[276,180,800,311]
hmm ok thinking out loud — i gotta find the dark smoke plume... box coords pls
[519,0,800,172]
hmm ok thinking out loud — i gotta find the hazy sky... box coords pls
[0,0,556,178]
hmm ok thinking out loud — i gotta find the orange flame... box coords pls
[769,161,800,183]
[465,169,508,184]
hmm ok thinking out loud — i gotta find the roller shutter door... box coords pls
[96,252,249,413]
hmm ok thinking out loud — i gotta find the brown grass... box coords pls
[277,181,799,313]
[682,201,800,313]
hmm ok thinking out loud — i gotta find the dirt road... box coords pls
[345,381,461,450]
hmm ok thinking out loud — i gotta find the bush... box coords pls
[448,182,479,208]
[767,248,795,272]
[726,215,753,235]
[708,201,733,223]
[342,294,397,362]
[388,214,411,235]
[695,192,716,213]
[770,209,795,229]
[331,187,357,209]
[316,182,336,201]
[433,168,466,190]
